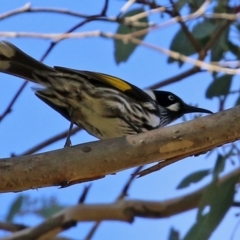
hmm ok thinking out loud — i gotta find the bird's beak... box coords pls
[183,103,213,114]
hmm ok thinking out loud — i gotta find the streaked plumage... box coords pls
[0,41,212,140]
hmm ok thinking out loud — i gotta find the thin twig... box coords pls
[0,222,27,232]
[170,0,202,52]
[204,12,240,20]
[0,81,28,122]
[147,67,200,90]
[203,20,232,52]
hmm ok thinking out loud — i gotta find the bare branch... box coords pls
[204,12,240,20]
[0,3,31,20]
[0,3,103,21]
[120,0,137,14]
[0,81,27,122]
[147,67,200,90]
[0,106,240,192]
[128,37,240,75]
[0,222,27,232]
[1,30,238,75]
[3,167,240,240]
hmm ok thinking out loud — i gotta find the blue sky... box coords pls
[0,1,238,239]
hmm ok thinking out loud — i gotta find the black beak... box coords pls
[183,103,213,114]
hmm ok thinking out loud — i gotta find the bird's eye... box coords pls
[168,95,174,101]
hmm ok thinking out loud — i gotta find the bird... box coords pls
[0,41,212,145]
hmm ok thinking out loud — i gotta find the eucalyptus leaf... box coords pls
[211,27,230,62]
[6,195,27,222]
[213,154,226,179]
[168,28,197,66]
[184,174,237,240]
[192,20,218,39]
[176,169,210,189]
[206,74,233,99]
[168,227,180,240]
[114,8,148,64]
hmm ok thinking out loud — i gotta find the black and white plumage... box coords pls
[0,41,212,140]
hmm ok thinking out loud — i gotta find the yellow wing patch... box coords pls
[85,71,132,92]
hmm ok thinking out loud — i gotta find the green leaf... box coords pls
[175,0,190,11]
[34,204,65,219]
[167,22,212,67]
[192,20,219,39]
[211,27,230,62]
[235,96,240,106]
[168,227,180,240]
[214,0,231,13]
[168,28,197,66]
[206,74,233,99]
[6,195,26,222]
[114,8,148,64]
[227,40,240,58]
[184,174,238,240]
[176,170,210,189]
[213,154,226,179]
[196,182,216,221]
[190,0,208,10]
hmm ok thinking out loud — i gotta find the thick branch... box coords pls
[0,106,240,192]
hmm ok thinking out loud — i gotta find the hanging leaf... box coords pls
[206,74,233,99]
[175,0,190,11]
[192,20,219,39]
[176,169,210,189]
[34,203,66,219]
[183,174,238,240]
[227,40,240,58]
[235,95,240,106]
[6,195,27,222]
[168,227,180,240]
[114,8,148,64]
[190,0,208,11]
[167,20,213,67]
[213,154,226,179]
[196,182,216,221]
[168,28,197,66]
[211,27,230,62]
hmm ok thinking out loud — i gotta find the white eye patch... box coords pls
[167,102,180,111]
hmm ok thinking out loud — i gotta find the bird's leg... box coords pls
[64,121,74,147]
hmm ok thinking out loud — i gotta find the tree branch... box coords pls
[147,66,200,89]
[0,106,240,193]
[3,167,240,240]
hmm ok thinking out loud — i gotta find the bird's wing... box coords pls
[54,67,153,103]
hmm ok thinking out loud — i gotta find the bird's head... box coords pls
[145,90,213,127]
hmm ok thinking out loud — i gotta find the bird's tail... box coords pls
[0,41,56,83]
